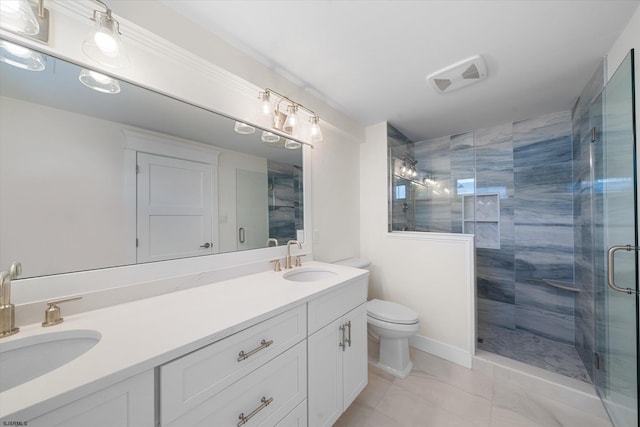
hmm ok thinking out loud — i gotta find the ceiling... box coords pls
[159,0,639,142]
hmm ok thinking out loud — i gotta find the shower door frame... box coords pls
[593,48,639,427]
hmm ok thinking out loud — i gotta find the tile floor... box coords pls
[477,324,591,382]
[335,350,612,427]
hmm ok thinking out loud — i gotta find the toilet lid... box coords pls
[367,299,419,324]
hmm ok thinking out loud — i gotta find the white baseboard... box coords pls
[409,334,472,369]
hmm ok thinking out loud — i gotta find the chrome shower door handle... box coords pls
[607,244,639,295]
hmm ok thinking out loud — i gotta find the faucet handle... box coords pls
[295,254,306,267]
[270,259,282,272]
[9,262,22,279]
[42,296,82,327]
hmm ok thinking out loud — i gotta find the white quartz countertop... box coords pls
[0,261,367,419]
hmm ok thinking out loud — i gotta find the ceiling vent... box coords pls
[426,55,487,94]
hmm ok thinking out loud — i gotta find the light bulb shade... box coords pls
[255,91,273,127]
[0,0,39,35]
[309,116,323,143]
[79,68,121,94]
[0,40,45,71]
[284,139,302,150]
[82,10,128,68]
[283,105,298,134]
[234,121,255,135]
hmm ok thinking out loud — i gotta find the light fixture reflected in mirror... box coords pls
[234,121,255,135]
[82,0,128,68]
[79,68,121,94]
[284,139,302,150]
[0,40,45,71]
[261,131,281,144]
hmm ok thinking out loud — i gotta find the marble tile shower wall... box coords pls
[512,111,575,344]
[571,60,605,381]
[267,160,303,244]
[410,112,577,346]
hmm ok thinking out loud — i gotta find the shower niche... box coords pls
[462,194,500,249]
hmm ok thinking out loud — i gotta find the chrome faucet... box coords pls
[285,240,302,269]
[0,262,22,338]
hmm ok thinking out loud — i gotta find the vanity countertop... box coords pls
[0,261,368,419]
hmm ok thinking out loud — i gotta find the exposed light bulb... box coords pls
[94,30,118,56]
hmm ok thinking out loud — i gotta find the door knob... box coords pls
[200,243,211,248]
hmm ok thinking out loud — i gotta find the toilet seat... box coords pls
[367,299,419,325]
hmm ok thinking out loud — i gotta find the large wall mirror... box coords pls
[0,40,304,279]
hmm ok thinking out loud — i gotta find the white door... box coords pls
[137,152,215,263]
[235,169,269,250]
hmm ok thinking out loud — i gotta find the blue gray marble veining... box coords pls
[388,107,597,382]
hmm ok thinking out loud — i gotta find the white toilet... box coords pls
[333,258,420,379]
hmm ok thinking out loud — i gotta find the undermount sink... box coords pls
[0,329,101,393]
[284,267,338,282]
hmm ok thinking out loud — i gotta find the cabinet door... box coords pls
[28,370,154,427]
[308,317,343,427]
[342,302,368,409]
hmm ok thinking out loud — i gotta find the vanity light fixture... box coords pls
[0,39,45,71]
[0,0,49,43]
[256,88,323,143]
[78,68,121,94]
[234,121,256,135]
[82,0,129,68]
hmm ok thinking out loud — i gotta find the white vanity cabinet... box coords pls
[307,277,368,427]
[27,370,154,427]
[159,304,307,426]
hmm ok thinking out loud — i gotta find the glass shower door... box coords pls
[594,49,638,427]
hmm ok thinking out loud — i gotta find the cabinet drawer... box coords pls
[160,304,306,424]
[164,341,307,427]
[307,276,367,334]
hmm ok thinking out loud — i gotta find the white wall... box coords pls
[360,122,475,367]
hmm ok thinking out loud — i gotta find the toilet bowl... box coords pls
[367,298,419,378]
[333,258,420,378]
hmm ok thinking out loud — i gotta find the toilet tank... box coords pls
[334,258,371,270]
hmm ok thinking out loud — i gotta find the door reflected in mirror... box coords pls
[0,40,304,279]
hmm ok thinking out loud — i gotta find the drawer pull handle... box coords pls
[237,396,273,427]
[339,324,346,351]
[237,339,273,362]
[345,320,352,347]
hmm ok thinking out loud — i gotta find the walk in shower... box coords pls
[388,50,637,426]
